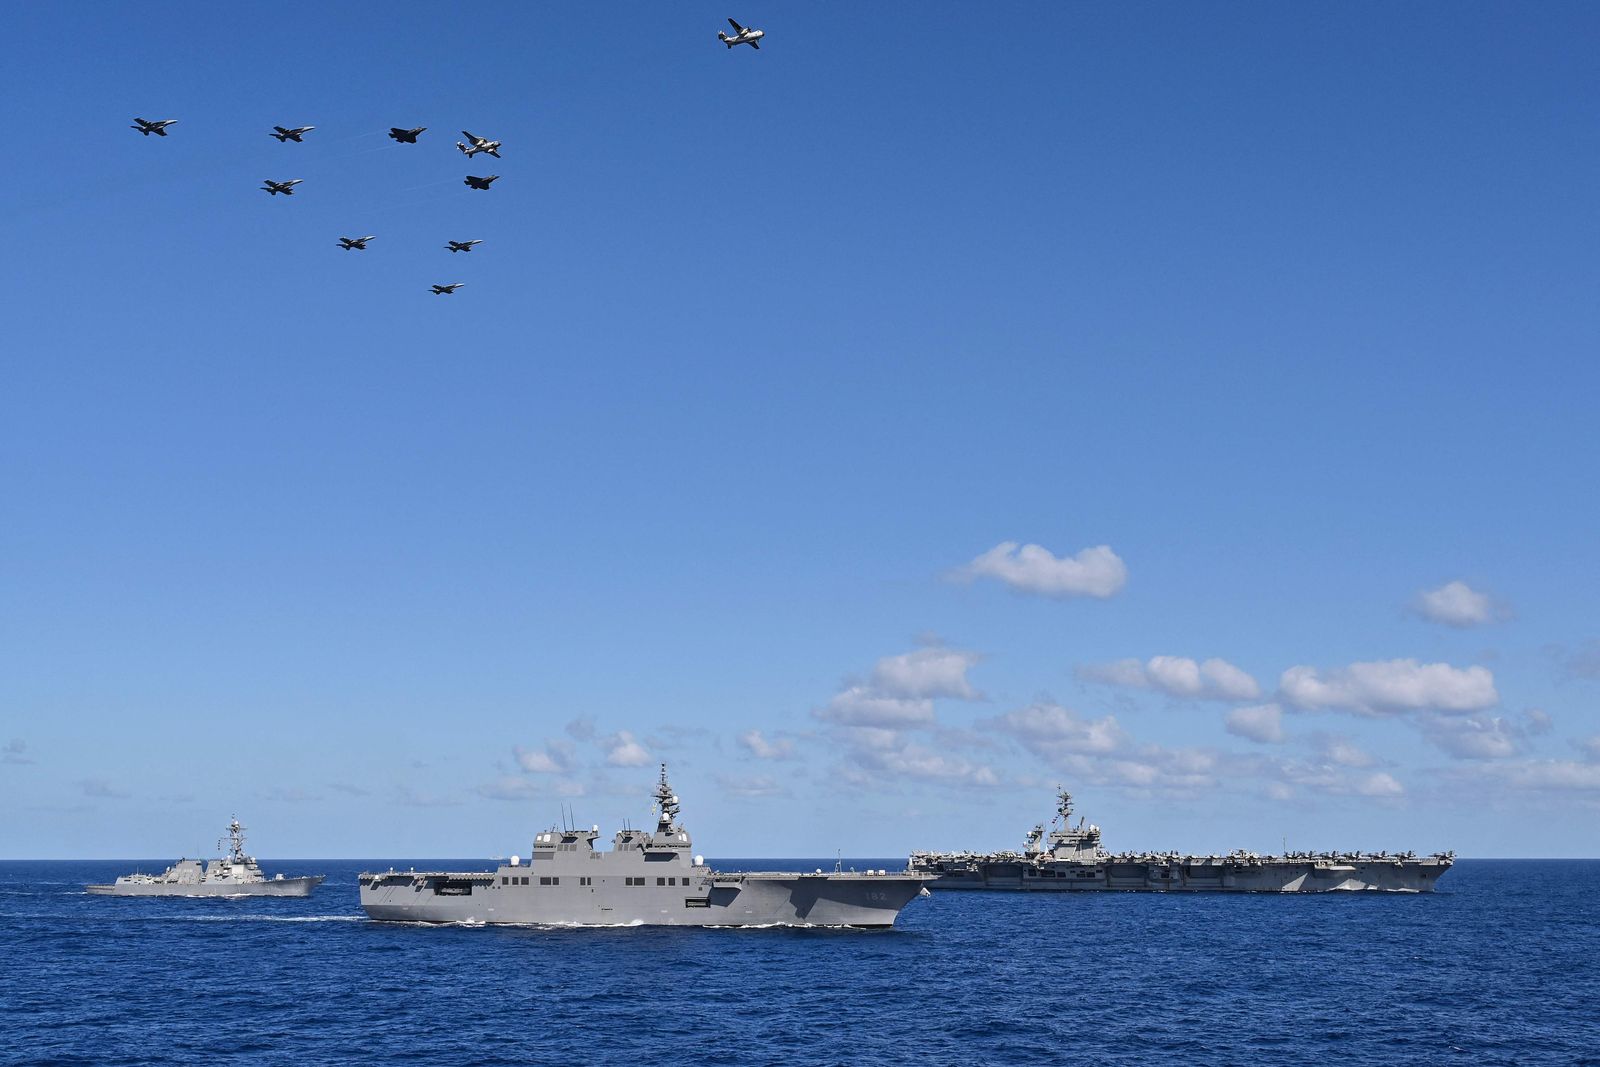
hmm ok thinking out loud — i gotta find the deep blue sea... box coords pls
[2,858,1596,1065]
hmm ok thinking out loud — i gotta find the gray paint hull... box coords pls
[360,870,925,928]
[917,859,1450,893]
[85,875,325,898]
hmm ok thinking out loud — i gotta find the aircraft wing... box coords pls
[749,41,759,49]
[462,130,481,143]
[728,18,743,31]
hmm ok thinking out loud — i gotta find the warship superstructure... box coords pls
[910,788,1453,893]
[360,766,930,927]
[87,817,325,897]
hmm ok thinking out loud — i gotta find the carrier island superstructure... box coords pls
[910,788,1453,893]
[360,766,930,927]
[87,817,325,897]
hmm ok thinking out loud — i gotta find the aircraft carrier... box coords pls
[87,817,325,897]
[360,766,931,927]
[909,788,1453,893]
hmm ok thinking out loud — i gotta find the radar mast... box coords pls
[654,764,680,832]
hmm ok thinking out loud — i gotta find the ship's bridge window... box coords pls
[540,876,559,886]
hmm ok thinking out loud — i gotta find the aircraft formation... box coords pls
[130,18,765,296]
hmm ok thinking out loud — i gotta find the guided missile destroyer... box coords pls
[360,765,930,927]
[86,817,325,897]
[910,788,1453,893]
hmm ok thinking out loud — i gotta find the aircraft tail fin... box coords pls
[719,32,730,42]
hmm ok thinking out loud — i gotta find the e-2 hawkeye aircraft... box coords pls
[456,131,501,159]
[719,18,764,49]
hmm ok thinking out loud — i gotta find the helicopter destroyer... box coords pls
[360,765,930,927]
[909,788,1453,893]
[86,817,325,897]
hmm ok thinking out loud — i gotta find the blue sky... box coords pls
[2,2,1597,858]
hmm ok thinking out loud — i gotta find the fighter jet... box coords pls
[445,240,483,253]
[270,125,316,143]
[338,236,376,251]
[131,117,177,136]
[430,283,465,295]
[261,179,303,196]
[388,126,427,143]
[463,175,499,190]
[718,18,764,49]
[456,131,502,159]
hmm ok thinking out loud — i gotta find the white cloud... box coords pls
[2,739,33,766]
[1355,772,1405,798]
[1558,640,1600,681]
[870,646,982,700]
[985,702,1125,754]
[817,687,935,728]
[1314,735,1377,768]
[717,774,786,798]
[1279,659,1498,716]
[839,737,1000,788]
[737,730,796,760]
[78,778,128,799]
[1420,714,1520,760]
[1477,759,1600,792]
[478,775,541,801]
[1079,655,1261,702]
[601,731,651,768]
[1413,580,1495,628]
[813,642,982,730]
[1077,658,1147,688]
[1226,703,1285,744]
[961,541,1127,600]
[514,740,575,774]
[1578,736,1600,762]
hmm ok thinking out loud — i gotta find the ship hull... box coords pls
[917,859,1450,893]
[359,870,925,928]
[85,875,325,898]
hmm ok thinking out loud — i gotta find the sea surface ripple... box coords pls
[2,859,1596,1065]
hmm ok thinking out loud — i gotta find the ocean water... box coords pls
[2,858,1596,1065]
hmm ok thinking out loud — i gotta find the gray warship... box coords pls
[909,788,1453,893]
[86,817,325,897]
[360,765,931,927]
